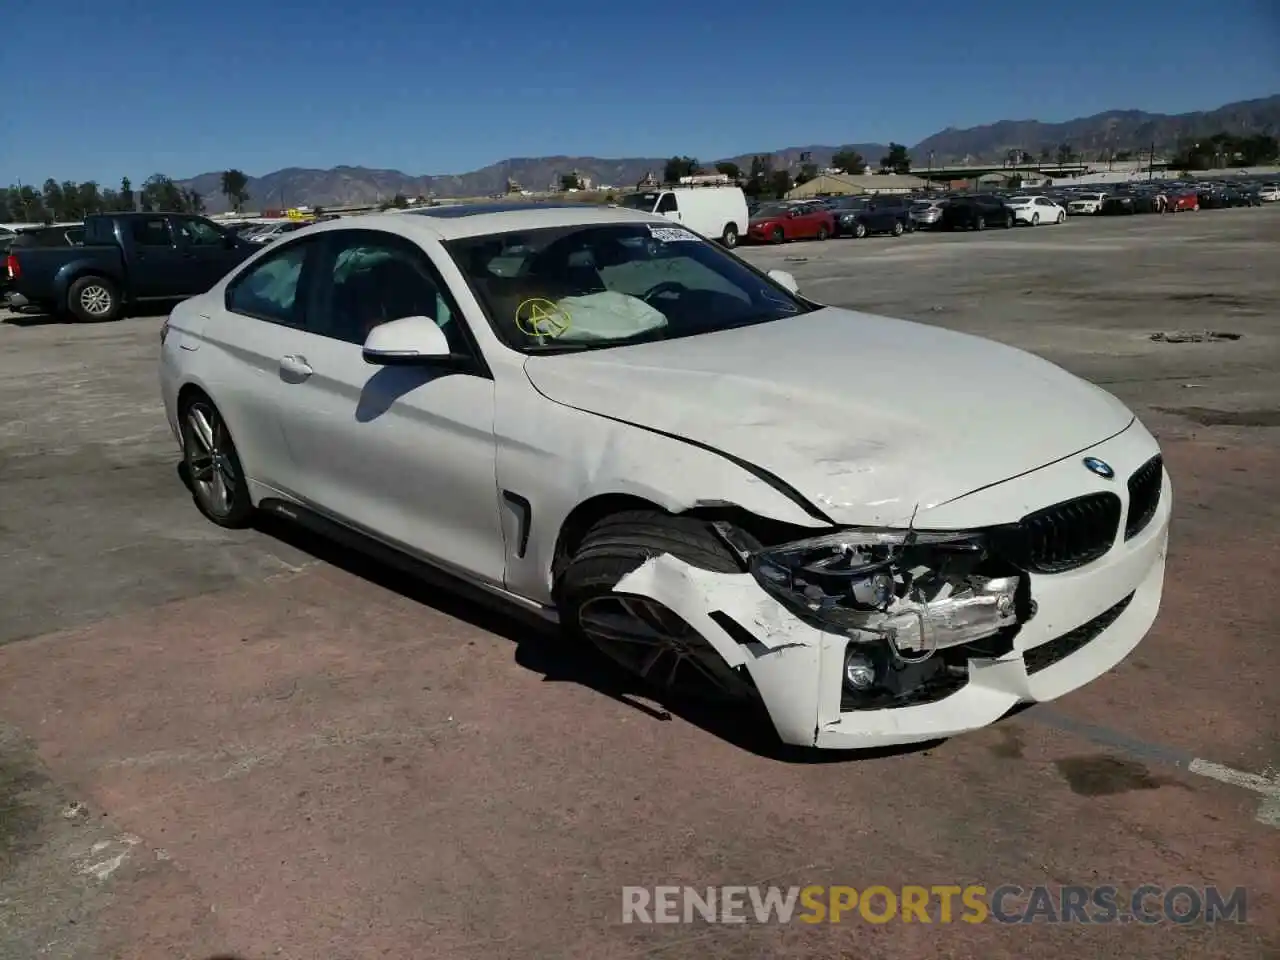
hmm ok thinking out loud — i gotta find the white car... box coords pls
[1258,184,1279,202]
[159,204,1171,750]
[1006,195,1067,226]
[1067,193,1108,215]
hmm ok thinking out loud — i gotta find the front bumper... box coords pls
[614,425,1171,749]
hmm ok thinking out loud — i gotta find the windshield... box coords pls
[616,192,658,212]
[751,204,789,219]
[445,222,810,355]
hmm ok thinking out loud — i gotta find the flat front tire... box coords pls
[557,511,759,705]
[180,395,254,528]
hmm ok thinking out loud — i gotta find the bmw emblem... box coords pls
[1083,457,1115,479]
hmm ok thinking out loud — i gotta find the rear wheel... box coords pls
[179,394,254,528]
[557,511,759,705]
[67,275,121,323]
[1004,212,1014,228]
[974,215,986,231]
[721,223,739,248]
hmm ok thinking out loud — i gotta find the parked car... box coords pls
[1006,195,1067,226]
[1066,193,1108,216]
[1167,190,1200,212]
[5,212,257,321]
[745,202,835,243]
[246,220,309,245]
[1099,196,1137,216]
[823,196,913,238]
[940,194,1015,230]
[909,198,946,229]
[1258,183,1279,202]
[159,203,1171,750]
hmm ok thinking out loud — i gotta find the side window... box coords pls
[656,193,678,213]
[177,217,224,246]
[310,231,471,355]
[131,217,173,247]
[225,240,311,326]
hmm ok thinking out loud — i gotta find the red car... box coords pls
[746,202,836,243]
[1167,190,1200,212]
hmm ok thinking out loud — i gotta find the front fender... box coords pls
[494,372,831,603]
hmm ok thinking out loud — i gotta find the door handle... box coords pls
[279,354,313,382]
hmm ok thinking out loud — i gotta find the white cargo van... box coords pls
[616,185,750,248]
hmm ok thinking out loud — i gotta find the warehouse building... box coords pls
[786,172,931,198]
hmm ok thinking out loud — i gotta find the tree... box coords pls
[391,192,409,209]
[1039,147,1051,163]
[830,149,867,175]
[743,155,772,198]
[768,170,793,199]
[140,173,186,212]
[879,143,911,175]
[184,189,206,214]
[119,177,134,212]
[559,172,583,191]
[794,163,819,186]
[663,156,701,183]
[1055,143,1073,164]
[41,180,64,221]
[220,169,250,212]
[715,161,741,180]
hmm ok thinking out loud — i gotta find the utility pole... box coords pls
[1148,141,1155,180]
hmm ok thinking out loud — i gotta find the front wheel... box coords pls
[816,225,829,241]
[854,222,868,239]
[974,216,986,231]
[891,221,904,236]
[67,275,121,323]
[1056,210,1065,223]
[557,512,759,705]
[721,223,738,248]
[1004,213,1014,228]
[771,226,785,244]
[1031,213,1040,226]
[180,395,254,528]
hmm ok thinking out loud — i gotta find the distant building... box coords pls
[637,171,660,188]
[678,173,732,185]
[786,172,930,199]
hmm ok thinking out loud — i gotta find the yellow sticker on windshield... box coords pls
[515,298,572,338]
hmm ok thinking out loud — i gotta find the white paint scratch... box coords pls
[1188,759,1280,828]
[75,833,141,881]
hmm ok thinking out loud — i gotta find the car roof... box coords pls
[339,202,669,241]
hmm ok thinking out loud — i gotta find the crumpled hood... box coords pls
[523,307,1134,525]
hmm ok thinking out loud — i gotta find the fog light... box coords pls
[843,649,876,691]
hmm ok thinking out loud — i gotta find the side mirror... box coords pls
[768,269,799,295]
[362,315,453,365]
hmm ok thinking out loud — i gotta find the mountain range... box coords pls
[178,94,1280,212]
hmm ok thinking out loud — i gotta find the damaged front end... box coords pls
[718,523,1031,711]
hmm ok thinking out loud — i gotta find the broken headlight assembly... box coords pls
[749,528,1021,658]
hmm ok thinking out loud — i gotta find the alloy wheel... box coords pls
[577,594,753,702]
[184,402,241,519]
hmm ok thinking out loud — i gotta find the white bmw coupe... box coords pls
[160,203,1171,749]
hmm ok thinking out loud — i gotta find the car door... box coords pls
[214,235,320,492]
[270,227,506,585]
[127,216,190,298]
[174,216,241,293]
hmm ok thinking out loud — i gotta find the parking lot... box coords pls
[1,207,1278,959]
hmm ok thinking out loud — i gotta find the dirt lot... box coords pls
[1,208,1278,959]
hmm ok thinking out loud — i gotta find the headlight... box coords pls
[750,528,1019,655]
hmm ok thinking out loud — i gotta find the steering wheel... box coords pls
[642,280,688,303]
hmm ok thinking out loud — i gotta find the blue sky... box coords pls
[3,0,1277,185]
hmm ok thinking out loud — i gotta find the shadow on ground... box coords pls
[229,500,943,767]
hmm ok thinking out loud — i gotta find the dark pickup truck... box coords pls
[4,212,256,321]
